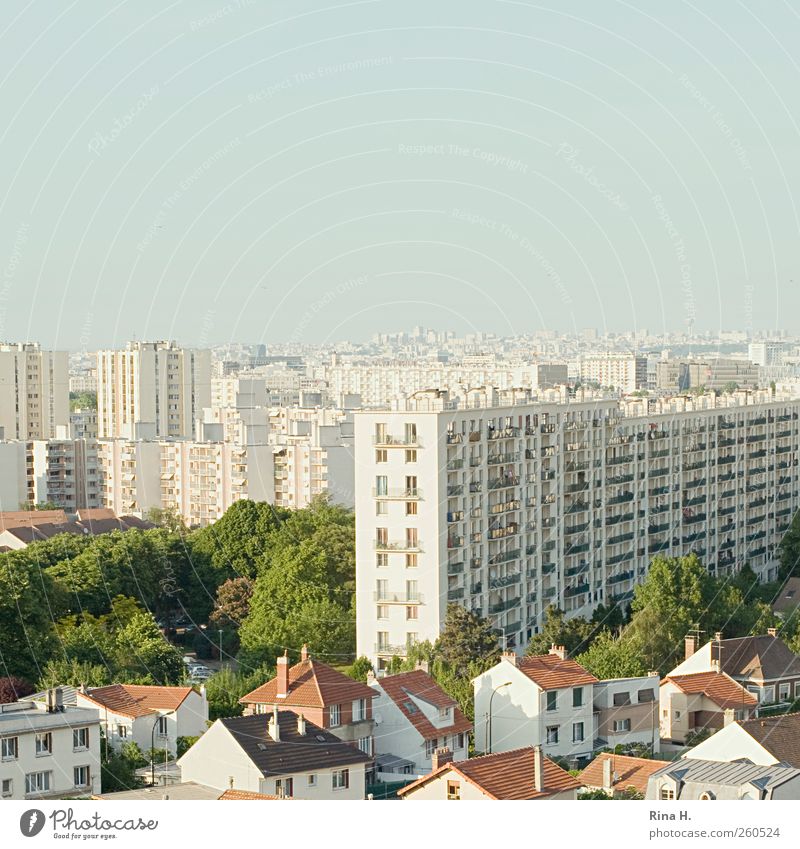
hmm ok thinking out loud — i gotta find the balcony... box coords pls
[565,522,590,535]
[607,473,634,485]
[607,492,634,505]
[447,485,464,497]
[488,597,521,614]
[564,583,590,598]
[375,643,408,656]
[565,482,589,494]
[447,536,464,549]
[488,476,519,490]
[447,561,464,575]
[488,426,520,440]
[374,434,420,447]
[446,459,464,470]
[488,548,521,566]
[447,510,464,523]
[607,570,635,585]
[489,573,521,589]
[489,499,520,515]
[373,591,424,604]
[488,452,519,465]
[373,487,423,499]
[565,501,589,514]
[488,524,519,540]
[374,539,422,552]
[447,588,465,601]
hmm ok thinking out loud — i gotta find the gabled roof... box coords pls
[374,669,472,742]
[218,712,372,777]
[664,671,758,709]
[81,684,196,718]
[735,711,800,767]
[773,578,800,615]
[218,789,283,800]
[651,757,800,792]
[515,654,598,691]
[397,747,582,800]
[578,753,665,795]
[712,635,800,682]
[240,658,374,708]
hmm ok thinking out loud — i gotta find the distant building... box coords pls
[579,355,647,392]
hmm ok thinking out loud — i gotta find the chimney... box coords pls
[431,747,453,770]
[714,632,723,643]
[684,634,699,660]
[723,708,735,727]
[549,644,567,661]
[300,644,309,662]
[296,712,306,736]
[268,705,280,742]
[276,651,289,699]
[533,745,544,792]
[501,651,518,666]
[602,756,613,791]
[366,670,376,686]
[767,627,778,638]
[415,660,429,674]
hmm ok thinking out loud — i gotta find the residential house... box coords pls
[74,684,208,756]
[397,746,582,800]
[772,578,800,621]
[645,758,800,800]
[94,783,282,800]
[592,675,661,754]
[240,646,375,759]
[669,630,800,706]
[0,689,101,800]
[659,672,757,744]
[368,667,472,776]
[683,711,800,767]
[578,753,665,798]
[178,709,371,799]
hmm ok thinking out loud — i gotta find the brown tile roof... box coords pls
[516,654,598,690]
[218,789,283,800]
[712,634,800,682]
[240,659,374,708]
[773,578,800,615]
[0,510,68,531]
[578,753,665,796]
[83,684,195,718]
[665,671,758,709]
[398,747,582,800]
[375,670,473,742]
[736,711,800,767]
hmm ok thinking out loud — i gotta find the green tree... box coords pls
[209,577,253,630]
[115,612,184,684]
[345,656,374,682]
[526,606,594,657]
[69,390,97,411]
[778,511,800,581]
[434,604,500,675]
[203,665,273,720]
[575,630,647,680]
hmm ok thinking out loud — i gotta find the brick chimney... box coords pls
[549,644,567,661]
[296,712,306,736]
[501,651,518,666]
[300,644,309,662]
[533,745,544,792]
[602,756,613,791]
[684,634,699,660]
[276,651,289,699]
[715,631,723,643]
[268,705,280,742]
[431,747,453,770]
[767,627,778,638]
[723,708,735,727]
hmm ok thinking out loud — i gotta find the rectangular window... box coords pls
[329,704,342,727]
[447,780,460,800]
[353,698,367,722]
[546,726,559,745]
[1,737,18,761]
[307,774,317,787]
[73,727,89,750]
[456,733,465,750]
[405,449,417,463]
[406,632,418,648]
[425,739,437,758]
[74,766,90,788]
[376,553,388,568]
[157,716,168,736]
[546,691,557,711]
[25,771,51,794]
[613,691,631,706]
[406,580,418,602]
[377,631,389,652]
[375,475,388,496]
[572,722,584,743]
[572,687,583,707]
[405,423,417,444]
[795,682,800,699]
[375,501,388,516]
[405,501,418,516]
[406,553,418,568]
[406,527,418,548]
[1,778,11,797]
[357,736,373,755]
[275,777,293,798]
[406,606,418,620]
[377,605,389,620]
[763,686,775,704]
[660,788,675,800]
[637,688,655,702]
[332,769,349,790]
[375,449,387,463]
[779,683,790,701]
[35,732,52,756]
[613,718,632,733]
[376,579,388,600]
[376,527,388,546]
[117,725,128,738]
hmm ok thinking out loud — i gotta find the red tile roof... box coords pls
[374,669,473,742]
[665,671,758,709]
[516,654,598,690]
[82,684,195,718]
[240,659,374,709]
[398,747,582,799]
[218,790,283,800]
[578,753,665,796]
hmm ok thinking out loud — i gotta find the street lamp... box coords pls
[218,629,224,667]
[150,708,177,787]
[486,681,512,754]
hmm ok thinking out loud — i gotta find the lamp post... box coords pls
[150,708,177,787]
[218,629,224,667]
[486,681,512,754]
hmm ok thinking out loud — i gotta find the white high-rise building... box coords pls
[96,341,211,440]
[0,342,69,440]
[354,393,800,669]
[579,355,647,392]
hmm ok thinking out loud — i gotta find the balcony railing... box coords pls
[373,487,422,499]
[374,434,420,447]
[374,540,422,551]
[373,591,424,604]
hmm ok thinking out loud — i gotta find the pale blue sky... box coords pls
[0,0,798,349]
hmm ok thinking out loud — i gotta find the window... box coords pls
[406,528,418,548]
[406,553,418,568]
[375,501,388,516]
[406,579,419,601]
[35,732,52,756]
[376,553,388,568]
[674,711,681,720]
[1,736,18,761]
[447,780,461,800]
[1,778,11,798]
[74,766,90,788]
[329,704,342,727]
[376,527,388,546]
[406,606,418,620]
[779,683,790,701]
[117,725,128,738]
[572,722,584,743]
[377,631,389,652]
[405,449,417,463]
[572,687,583,707]
[613,691,631,706]
[762,686,775,704]
[456,733,465,750]
[546,691,557,711]
[353,698,367,722]
[637,688,655,702]
[332,769,349,790]
[377,605,389,620]
[375,449,387,463]
[73,727,89,750]
[405,501,418,516]
[157,716,168,736]
[406,632,418,648]
[699,791,715,800]
[546,726,559,744]
[660,787,675,800]
[375,475,388,496]
[307,774,317,787]
[376,579,388,600]
[795,682,800,699]
[613,718,632,733]
[275,777,293,798]
[357,736,373,755]
[438,707,450,721]
[425,738,437,758]
[405,423,417,444]
[25,771,51,794]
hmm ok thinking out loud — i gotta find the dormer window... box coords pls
[438,707,450,721]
